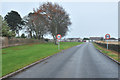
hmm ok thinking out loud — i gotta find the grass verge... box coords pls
[93,43,118,61]
[2,42,82,77]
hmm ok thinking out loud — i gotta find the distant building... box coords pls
[82,38,90,42]
[64,38,82,42]
[106,38,118,41]
[89,37,103,42]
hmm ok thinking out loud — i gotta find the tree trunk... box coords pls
[17,31,20,37]
[35,32,38,39]
[38,35,40,40]
[52,34,58,45]
[41,35,44,39]
[29,31,32,38]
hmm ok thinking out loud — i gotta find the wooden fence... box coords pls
[95,42,120,53]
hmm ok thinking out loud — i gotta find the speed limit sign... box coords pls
[105,34,110,39]
[105,34,110,50]
[56,34,62,50]
[56,34,62,40]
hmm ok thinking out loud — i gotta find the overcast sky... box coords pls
[1,1,118,39]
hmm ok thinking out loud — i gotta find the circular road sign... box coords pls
[56,34,62,40]
[105,34,110,39]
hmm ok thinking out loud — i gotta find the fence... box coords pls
[0,37,45,48]
[95,42,120,53]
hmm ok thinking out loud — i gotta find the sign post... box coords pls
[105,34,110,50]
[58,40,60,50]
[56,34,62,50]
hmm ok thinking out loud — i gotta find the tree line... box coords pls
[0,2,71,44]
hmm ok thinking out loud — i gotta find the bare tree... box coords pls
[23,2,71,43]
[36,2,71,44]
[23,13,34,38]
[23,12,49,39]
[31,12,49,39]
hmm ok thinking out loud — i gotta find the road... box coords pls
[11,42,118,78]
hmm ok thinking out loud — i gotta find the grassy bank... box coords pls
[93,43,118,61]
[2,42,82,76]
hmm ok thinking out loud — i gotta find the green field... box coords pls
[2,42,82,76]
[93,43,118,61]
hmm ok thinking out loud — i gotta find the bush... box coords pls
[44,39,49,42]
[21,33,26,38]
[0,15,16,37]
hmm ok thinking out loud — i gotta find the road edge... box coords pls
[96,48,120,65]
[1,43,82,80]
[1,56,51,80]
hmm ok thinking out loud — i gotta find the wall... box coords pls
[0,37,44,48]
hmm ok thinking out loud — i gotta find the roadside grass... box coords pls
[2,42,82,77]
[93,43,118,61]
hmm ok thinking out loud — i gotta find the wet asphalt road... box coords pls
[11,42,118,78]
